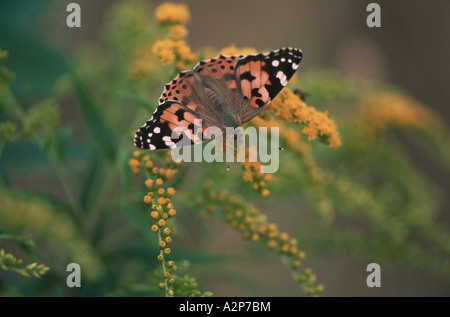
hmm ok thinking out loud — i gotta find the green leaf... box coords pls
[73,75,116,161]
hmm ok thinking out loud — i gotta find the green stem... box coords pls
[157,227,170,297]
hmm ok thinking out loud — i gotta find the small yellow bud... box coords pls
[143,195,152,204]
[166,187,176,196]
[168,278,175,284]
[168,209,176,217]
[157,254,164,261]
[156,178,164,186]
[158,188,165,196]
[158,219,166,227]
[316,284,325,293]
[164,248,171,255]
[158,282,165,289]
[261,189,270,197]
[159,168,166,175]
[258,225,267,235]
[164,271,170,278]
[267,240,277,249]
[145,160,153,169]
[158,197,166,205]
[128,158,140,168]
[145,179,154,188]
[151,225,159,232]
[167,261,174,267]
[251,233,260,242]
[165,169,176,179]
[152,167,159,174]
[151,211,159,219]
[292,259,301,269]
[167,289,174,296]
[162,213,168,219]
[159,241,166,248]
[280,232,289,242]
[268,223,278,232]
[162,227,171,236]
[165,236,172,244]
[281,244,290,253]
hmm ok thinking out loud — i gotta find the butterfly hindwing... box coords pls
[134,100,205,150]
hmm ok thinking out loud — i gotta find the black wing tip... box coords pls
[134,128,146,149]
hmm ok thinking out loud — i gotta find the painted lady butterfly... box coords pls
[134,47,302,150]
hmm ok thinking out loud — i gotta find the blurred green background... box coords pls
[0,0,449,296]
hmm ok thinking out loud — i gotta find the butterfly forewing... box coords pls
[235,47,302,122]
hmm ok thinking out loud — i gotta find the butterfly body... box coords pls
[134,47,302,150]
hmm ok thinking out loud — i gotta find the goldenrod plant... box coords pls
[0,1,449,297]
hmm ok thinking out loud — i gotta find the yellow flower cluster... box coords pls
[129,150,180,179]
[218,45,258,56]
[129,3,195,78]
[298,268,324,296]
[129,151,183,297]
[152,3,196,70]
[242,160,273,197]
[360,93,442,139]
[155,3,190,24]
[249,117,334,222]
[263,88,342,149]
[195,181,323,295]
[152,38,196,69]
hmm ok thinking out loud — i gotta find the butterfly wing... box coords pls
[134,71,208,150]
[234,47,302,122]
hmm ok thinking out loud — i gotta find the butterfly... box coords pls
[134,47,302,150]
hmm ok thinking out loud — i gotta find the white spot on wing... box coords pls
[271,60,280,67]
[149,144,156,150]
[292,63,298,70]
[154,127,161,134]
[276,71,288,86]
